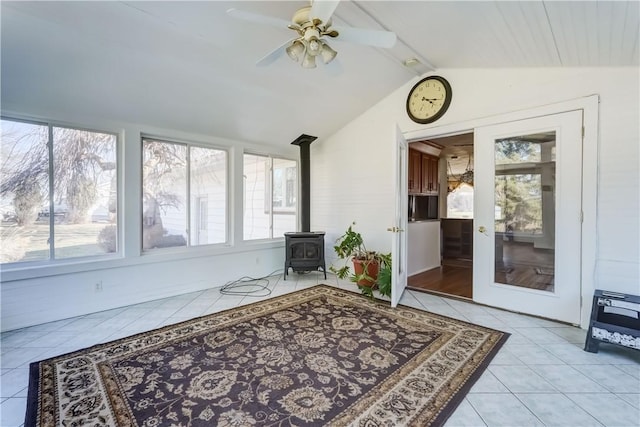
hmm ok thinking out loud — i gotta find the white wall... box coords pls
[312,67,639,316]
[1,246,284,330]
[407,221,441,276]
[311,97,398,270]
[0,115,298,331]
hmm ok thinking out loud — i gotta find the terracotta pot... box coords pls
[352,258,380,287]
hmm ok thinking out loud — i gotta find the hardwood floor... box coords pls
[497,241,555,292]
[408,241,556,299]
[407,259,472,299]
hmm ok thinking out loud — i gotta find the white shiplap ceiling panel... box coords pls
[544,1,640,66]
[1,1,638,146]
[492,1,560,66]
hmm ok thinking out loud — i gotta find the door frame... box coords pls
[402,95,598,328]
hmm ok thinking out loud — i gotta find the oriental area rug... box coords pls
[26,285,509,427]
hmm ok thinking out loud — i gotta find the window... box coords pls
[493,136,549,236]
[142,137,227,250]
[243,154,297,240]
[447,183,474,218]
[1,118,118,264]
[495,173,543,235]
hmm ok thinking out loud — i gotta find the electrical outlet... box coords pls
[95,281,103,292]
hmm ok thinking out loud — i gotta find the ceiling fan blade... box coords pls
[227,8,291,29]
[332,25,397,48]
[256,38,295,67]
[309,0,340,24]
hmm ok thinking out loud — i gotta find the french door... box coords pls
[473,111,583,324]
[391,126,409,307]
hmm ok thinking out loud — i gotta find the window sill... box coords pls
[1,239,285,283]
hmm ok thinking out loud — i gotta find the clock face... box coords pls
[406,76,452,124]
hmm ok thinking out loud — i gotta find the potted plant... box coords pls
[330,222,392,299]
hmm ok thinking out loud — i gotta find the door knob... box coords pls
[478,226,487,235]
[387,226,404,233]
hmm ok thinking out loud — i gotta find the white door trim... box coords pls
[402,95,598,328]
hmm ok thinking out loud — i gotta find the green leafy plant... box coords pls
[330,222,392,299]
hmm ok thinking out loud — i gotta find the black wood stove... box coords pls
[284,232,326,279]
[284,134,326,280]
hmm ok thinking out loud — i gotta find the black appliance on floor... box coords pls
[284,232,326,279]
[284,134,326,279]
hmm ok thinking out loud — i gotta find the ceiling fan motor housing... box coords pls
[292,6,332,30]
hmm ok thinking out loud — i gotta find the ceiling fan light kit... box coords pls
[320,42,338,64]
[286,6,339,68]
[302,51,317,68]
[227,1,396,69]
[286,40,305,62]
[290,37,337,68]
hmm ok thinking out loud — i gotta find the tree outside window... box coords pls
[1,118,118,263]
[494,138,548,235]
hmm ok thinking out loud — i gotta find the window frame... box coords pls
[0,115,122,268]
[140,135,230,252]
[271,162,297,214]
[242,151,298,241]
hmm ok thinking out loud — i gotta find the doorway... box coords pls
[407,113,582,319]
[407,112,583,322]
[401,96,597,327]
[407,133,475,299]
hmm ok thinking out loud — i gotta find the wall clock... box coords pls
[406,76,452,124]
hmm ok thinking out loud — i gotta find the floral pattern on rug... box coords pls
[107,297,441,426]
[27,286,509,427]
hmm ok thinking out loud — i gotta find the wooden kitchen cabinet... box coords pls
[441,219,473,259]
[421,154,439,194]
[408,148,439,194]
[409,149,422,193]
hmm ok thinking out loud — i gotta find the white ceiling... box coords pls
[1,1,638,147]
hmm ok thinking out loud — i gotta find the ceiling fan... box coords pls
[227,0,397,68]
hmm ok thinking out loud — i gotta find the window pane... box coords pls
[243,154,270,240]
[1,119,50,262]
[142,139,187,250]
[190,146,226,245]
[494,132,555,292]
[446,183,474,219]
[52,127,118,259]
[272,158,297,237]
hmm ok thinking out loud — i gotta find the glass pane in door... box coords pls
[494,131,556,292]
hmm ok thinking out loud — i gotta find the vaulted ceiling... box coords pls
[2,1,638,147]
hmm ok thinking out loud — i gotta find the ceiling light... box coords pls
[301,52,317,68]
[320,41,337,64]
[286,40,305,62]
[307,37,322,56]
[286,26,337,68]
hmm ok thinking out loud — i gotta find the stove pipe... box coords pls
[291,134,317,232]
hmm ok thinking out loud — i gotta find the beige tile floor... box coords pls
[1,272,639,427]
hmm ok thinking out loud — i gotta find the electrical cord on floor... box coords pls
[219,270,284,297]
